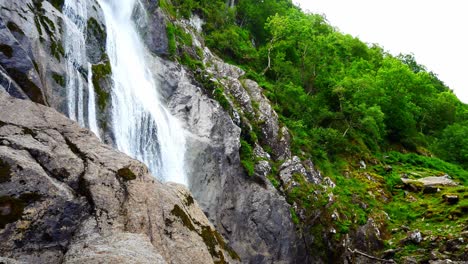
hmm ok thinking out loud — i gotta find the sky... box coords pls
[292,0,468,103]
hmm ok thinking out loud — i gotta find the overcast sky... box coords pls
[293,0,468,103]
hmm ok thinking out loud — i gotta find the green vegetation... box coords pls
[47,0,64,11]
[160,0,468,260]
[117,167,136,181]
[239,139,255,177]
[170,204,240,262]
[52,72,65,87]
[91,60,111,111]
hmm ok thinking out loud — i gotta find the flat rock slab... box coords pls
[402,175,458,187]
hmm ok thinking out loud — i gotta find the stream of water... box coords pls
[96,0,187,185]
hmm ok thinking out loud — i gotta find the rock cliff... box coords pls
[0,0,387,263]
[0,90,238,263]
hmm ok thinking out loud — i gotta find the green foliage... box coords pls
[166,23,177,57]
[240,139,255,177]
[159,0,468,259]
[383,151,468,184]
[433,122,468,168]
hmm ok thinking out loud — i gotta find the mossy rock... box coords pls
[184,193,194,206]
[91,60,112,111]
[47,0,64,11]
[52,72,65,87]
[117,167,136,181]
[171,204,196,231]
[200,225,240,262]
[0,196,25,229]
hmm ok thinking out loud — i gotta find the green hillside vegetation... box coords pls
[160,0,468,261]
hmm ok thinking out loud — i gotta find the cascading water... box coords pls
[87,63,100,136]
[63,0,100,138]
[96,0,188,185]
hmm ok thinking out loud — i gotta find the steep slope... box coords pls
[2,0,466,263]
[0,0,310,263]
[0,90,238,263]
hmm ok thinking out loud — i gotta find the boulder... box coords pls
[401,175,458,188]
[0,91,238,264]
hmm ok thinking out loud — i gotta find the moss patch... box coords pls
[87,18,105,41]
[185,193,194,206]
[50,41,64,61]
[0,196,25,229]
[52,72,65,87]
[170,204,240,262]
[0,44,13,58]
[47,0,64,11]
[91,60,112,111]
[200,225,241,263]
[170,204,196,231]
[0,159,12,184]
[240,139,255,177]
[117,167,136,181]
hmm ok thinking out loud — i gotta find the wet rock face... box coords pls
[0,16,46,104]
[0,91,238,264]
[0,0,111,117]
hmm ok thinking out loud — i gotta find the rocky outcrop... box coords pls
[155,56,308,263]
[0,0,112,134]
[0,91,238,263]
[134,0,168,56]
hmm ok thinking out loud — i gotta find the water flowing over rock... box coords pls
[0,91,238,264]
[98,0,187,185]
[0,0,378,262]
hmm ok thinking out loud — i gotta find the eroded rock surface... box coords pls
[0,91,238,264]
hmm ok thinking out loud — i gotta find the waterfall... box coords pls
[96,0,188,185]
[87,63,100,139]
[63,0,100,137]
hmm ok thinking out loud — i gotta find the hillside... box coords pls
[0,0,467,263]
[160,0,468,262]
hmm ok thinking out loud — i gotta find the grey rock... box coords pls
[64,232,166,264]
[351,218,384,253]
[134,1,168,55]
[360,160,367,169]
[159,52,308,262]
[401,175,458,187]
[279,156,307,187]
[0,91,238,264]
[0,16,46,104]
[242,79,292,160]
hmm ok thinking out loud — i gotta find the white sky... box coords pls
[293,0,468,103]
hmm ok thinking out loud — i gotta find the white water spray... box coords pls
[97,0,188,185]
[63,0,100,137]
[87,63,100,139]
